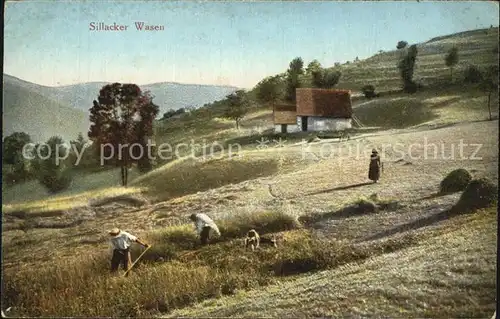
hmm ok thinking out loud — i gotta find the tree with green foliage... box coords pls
[88,83,159,186]
[2,132,33,184]
[397,44,419,93]
[255,75,284,107]
[38,136,73,193]
[68,133,86,168]
[361,84,378,99]
[289,57,304,75]
[396,41,408,50]
[223,90,249,130]
[162,108,186,120]
[285,57,304,102]
[306,59,322,75]
[445,47,459,81]
[68,133,101,171]
[311,68,342,89]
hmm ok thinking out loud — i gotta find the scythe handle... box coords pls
[123,245,152,277]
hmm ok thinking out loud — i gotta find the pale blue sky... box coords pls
[4,1,499,88]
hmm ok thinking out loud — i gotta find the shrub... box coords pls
[361,85,377,99]
[463,65,484,84]
[39,169,73,193]
[453,178,498,212]
[37,136,73,193]
[439,168,472,194]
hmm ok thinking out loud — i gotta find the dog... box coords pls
[244,229,278,251]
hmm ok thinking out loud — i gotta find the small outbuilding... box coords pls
[273,104,300,133]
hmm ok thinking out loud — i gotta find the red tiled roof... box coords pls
[296,88,352,118]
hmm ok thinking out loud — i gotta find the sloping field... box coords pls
[167,207,496,318]
[335,27,499,91]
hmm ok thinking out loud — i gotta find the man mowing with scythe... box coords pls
[108,228,150,276]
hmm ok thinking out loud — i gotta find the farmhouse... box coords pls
[273,88,353,133]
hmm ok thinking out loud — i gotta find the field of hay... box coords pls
[1,27,498,318]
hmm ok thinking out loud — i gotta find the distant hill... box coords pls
[3,76,89,143]
[3,74,239,116]
[3,74,238,142]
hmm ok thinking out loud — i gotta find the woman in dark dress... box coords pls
[368,149,381,183]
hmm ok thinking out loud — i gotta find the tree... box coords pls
[2,132,33,184]
[133,95,160,173]
[255,75,284,107]
[311,68,342,89]
[285,57,304,102]
[2,132,32,165]
[162,110,176,119]
[306,59,322,75]
[38,136,73,193]
[88,83,159,186]
[396,41,408,50]
[285,73,301,102]
[480,68,498,120]
[362,84,378,99]
[397,44,419,93]
[445,47,459,81]
[68,133,100,171]
[223,90,249,130]
[162,108,186,120]
[289,57,304,75]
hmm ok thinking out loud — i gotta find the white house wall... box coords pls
[305,117,352,132]
[274,124,301,133]
[274,117,352,133]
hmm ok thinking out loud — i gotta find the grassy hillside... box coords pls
[2,77,90,143]
[1,115,497,317]
[168,207,496,318]
[334,27,499,91]
[1,27,498,318]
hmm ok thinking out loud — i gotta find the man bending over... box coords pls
[189,213,221,245]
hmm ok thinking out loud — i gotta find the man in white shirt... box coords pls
[189,213,221,245]
[108,228,149,274]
